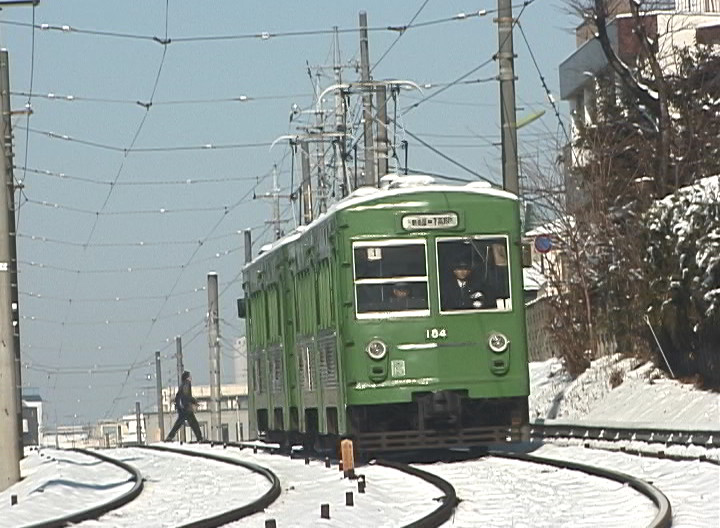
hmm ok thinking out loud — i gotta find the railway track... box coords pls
[489,450,671,528]
[530,422,720,464]
[20,448,144,528]
[218,439,676,527]
[531,421,720,448]
[216,440,459,528]
[18,444,280,528]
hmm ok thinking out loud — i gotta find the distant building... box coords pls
[21,393,43,447]
[559,0,720,207]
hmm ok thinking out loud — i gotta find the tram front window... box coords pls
[353,241,429,316]
[437,236,512,312]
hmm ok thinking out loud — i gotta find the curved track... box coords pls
[490,450,672,528]
[132,445,280,528]
[135,444,281,528]
[221,441,458,528]
[21,445,280,528]
[22,448,144,528]
[375,459,458,528]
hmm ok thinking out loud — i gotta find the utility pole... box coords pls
[300,140,313,224]
[0,0,39,476]
[376,85,389,178]
[271,164,281,240]
[135,402,142,444]
[332,27,350,196]
[175,336,185,442]
[314,85,327,214]
[207,272,221,442]
[496,0,519,194]
[244,229,252,263]
[155,351,164,442]
[0,48,20,492]
[1,51,22,463]
[358,11,376,187]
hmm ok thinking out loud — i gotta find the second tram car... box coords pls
[239,176,530,452]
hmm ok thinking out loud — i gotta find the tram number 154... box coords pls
[426,328,447,339]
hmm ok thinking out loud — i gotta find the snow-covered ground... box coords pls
[0,355,717,527]
[529,355,719,429]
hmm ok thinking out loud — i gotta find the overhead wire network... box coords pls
[0,8,494,44]
[35,0,174,416]
[5,1,558,425]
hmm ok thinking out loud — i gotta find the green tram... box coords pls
[239,177,530,452]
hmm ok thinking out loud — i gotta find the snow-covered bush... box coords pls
[645,176,720,386]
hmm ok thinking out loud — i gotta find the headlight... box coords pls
[366,339,387,360]
[488,333,509,353]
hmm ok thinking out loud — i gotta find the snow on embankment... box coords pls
[529,355,720,430]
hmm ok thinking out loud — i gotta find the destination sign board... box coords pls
[401,213,458,230]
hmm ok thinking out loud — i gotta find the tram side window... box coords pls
[437,237,512,312]
[353,242,429,315]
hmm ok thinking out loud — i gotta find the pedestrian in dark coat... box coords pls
[165,371,204,442]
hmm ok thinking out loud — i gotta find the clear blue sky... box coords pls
[0,0,575,426]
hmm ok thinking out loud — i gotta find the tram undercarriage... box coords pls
[348,392,529,452]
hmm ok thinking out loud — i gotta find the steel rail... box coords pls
[138,444,281,528]
[530,422,720,448]
[21,448,144,528]
[490,450,672,528]
[372,459,458,528]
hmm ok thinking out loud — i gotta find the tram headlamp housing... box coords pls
[488,333,509,353]
[366,339,388,360]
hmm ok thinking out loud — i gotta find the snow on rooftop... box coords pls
[246,176,516,267]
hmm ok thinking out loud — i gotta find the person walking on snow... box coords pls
[165,370,203,442]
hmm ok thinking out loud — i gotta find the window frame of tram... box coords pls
[352,239,431,319]
[436,235,513,314]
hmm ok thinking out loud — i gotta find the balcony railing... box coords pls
[675,0,720,13]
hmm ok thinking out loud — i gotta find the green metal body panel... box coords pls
[243,185,530,439]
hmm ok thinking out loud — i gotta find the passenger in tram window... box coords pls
[388,282,426,311]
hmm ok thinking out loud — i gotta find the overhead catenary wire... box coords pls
[20,284,207,303]
[0,8,494,44]
[16,165,288,186]
[372,0,432,72]
[103,148,290,419]
[14,0,539,425]
[516,20,570,144]
[10,90,310,106]
[19,245,242,274]
[17,228,259,249]
[16,126,275,152]
[19,2,37,196]
[47,1,172,410]
[401,0,535,115]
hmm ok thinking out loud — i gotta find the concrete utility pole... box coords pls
[358,11,376,187]
[244,229,252,263]
[271,165,281,240]
[135,402,142,444]
[332,27,350,195]
[175,336,185,442]
[1,51,22,463]
[300,140,313,224]
[207,272,221,442]
[155,351,164,442]
[376,85,389,179]
[0,48,20,492]
[314,93,327,214]
[496,0,520,194]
